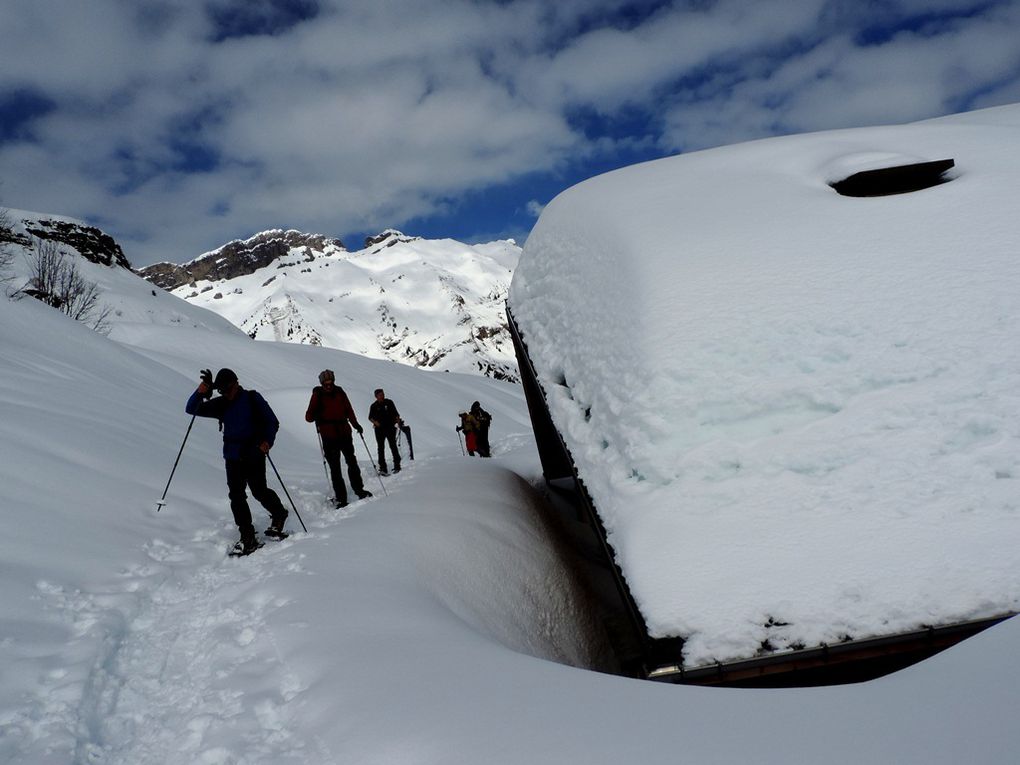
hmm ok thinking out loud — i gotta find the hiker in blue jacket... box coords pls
[186,368,288,556]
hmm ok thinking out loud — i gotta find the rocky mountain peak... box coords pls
[139,229,345,290]
[364,230,417,250]
[0,213,132,270]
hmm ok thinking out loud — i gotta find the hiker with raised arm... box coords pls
[186,368,289,556]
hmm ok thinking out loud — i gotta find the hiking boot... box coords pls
[355,489,373,499]
[333,499,349,509]
[393,465,401,473]
[265,518,288,540]
[230,536,264,557]
[378,468,389,477]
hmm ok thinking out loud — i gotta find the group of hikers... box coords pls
[184,367,491,557]
[456,401,492,458]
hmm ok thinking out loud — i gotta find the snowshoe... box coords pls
[229,537,264,557]
[264,523,289,540]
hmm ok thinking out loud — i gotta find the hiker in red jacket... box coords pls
[306,370,372,508]
[457,411,479,456]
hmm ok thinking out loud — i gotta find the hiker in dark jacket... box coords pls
[186,368,288,556]
[470,401,492,458]
[367,388,402,475]
[305,369,371,508]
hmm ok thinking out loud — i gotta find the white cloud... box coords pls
[515,0,831,113]
[659,2,1020,151]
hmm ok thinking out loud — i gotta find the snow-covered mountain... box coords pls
[139,229,522,382]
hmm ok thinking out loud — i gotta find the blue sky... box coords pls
[2,0,1019,266]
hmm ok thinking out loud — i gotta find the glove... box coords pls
[355,424,363,435]
[456,426,462,432]
[199,369,213,398]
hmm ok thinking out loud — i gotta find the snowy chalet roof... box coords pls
[508,103,1020,669]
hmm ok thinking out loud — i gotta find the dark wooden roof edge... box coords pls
[649,612,1016,687]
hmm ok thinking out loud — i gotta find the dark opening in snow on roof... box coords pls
[830,158,955,197]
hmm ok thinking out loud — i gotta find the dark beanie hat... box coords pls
[213,368,238,391]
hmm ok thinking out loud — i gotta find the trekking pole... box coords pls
[457,428,465,456]
[357,431,388,496]
[156,414,197,511]
[395,427,407,463]
[316,430,333,502]
[266,453,308,532]
[401,424,414,460]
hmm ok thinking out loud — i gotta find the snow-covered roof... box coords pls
[508,103,1020,667]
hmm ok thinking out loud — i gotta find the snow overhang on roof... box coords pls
[507,104,1020,673]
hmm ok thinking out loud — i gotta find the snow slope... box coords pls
[0,282,605,762]
[509,103,1020,666]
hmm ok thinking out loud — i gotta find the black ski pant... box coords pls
[477,427,491,458]
[374,426,400,471]
[322,434,365,502]
[225,452,287,540]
